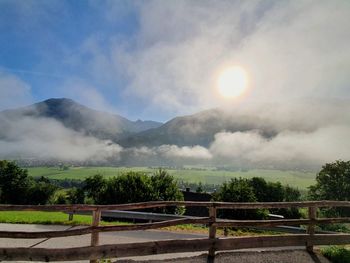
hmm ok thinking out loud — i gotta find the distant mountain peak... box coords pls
[1,98,163,142]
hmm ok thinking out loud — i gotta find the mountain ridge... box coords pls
[0,98,163,141]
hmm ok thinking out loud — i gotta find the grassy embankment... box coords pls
[27,166,316,190]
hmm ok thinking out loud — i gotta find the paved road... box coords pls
[0,224,309,263]
[0,223,207,262]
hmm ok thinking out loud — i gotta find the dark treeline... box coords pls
[1,160,349,220]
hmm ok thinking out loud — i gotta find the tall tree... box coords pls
[309,160,350,201]
[214,178,263,219]
[309,160,350,216]
[0,160,30,204]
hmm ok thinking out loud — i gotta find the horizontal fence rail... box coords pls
[1,200,350,211]
[0,201,350,262]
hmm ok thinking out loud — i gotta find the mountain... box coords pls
[117,108,279,148]
[0,98,162,141]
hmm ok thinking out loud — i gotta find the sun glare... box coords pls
[217,66,248,98]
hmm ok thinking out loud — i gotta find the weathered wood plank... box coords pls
[306,206,317,252]
[1,234,350,261]
[208,206,217,258]
[0,216,349,239]
[215,200,350,209]
[216,234,350,251]
[90,209,101,263]
[1,200,350,212]
[214,217,350,228]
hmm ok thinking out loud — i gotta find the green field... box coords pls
[0,211,93,225]
[0,211,134,226]
[27,166,316,190]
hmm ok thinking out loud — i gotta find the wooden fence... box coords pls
[1,201,350,262]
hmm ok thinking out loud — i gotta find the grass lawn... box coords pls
[0,211,283,237]
[0,211,132,226]
[27,166,316,190]
[0,211,95,225]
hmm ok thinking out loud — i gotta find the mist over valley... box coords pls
[1,98,349,171]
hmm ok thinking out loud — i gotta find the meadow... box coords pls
[0,211,93,225]
[27,166,316,190]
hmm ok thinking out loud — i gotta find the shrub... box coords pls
[322,246,350,263]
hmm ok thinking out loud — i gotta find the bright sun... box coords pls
[217,66,248,98]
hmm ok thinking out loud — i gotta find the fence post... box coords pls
[208,204,217,262]
[68,212,74,221]
[90,209,101,263]
[306,206,316,252]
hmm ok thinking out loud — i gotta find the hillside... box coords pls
[0,98,162,141]
[118,108,278,147]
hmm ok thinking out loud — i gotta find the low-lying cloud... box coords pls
[0,116,122,163]
[2,100,350,170]
[210,126,350,169]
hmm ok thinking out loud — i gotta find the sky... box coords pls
[0,0,350,122]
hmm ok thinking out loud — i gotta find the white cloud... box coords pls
[209,126,350,169]
[109,0,350,116]
[0,116,123,162]
[158,145,212,160]
[0,71,33,110]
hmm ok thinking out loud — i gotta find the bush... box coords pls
[322,246,350,263]
[49,189,69,204]
[214,178,265,219]
[27,177,57,205]
[83,169,184,214]
[214,177,302,219]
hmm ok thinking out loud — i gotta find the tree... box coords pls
[214,178,264,219]
[27,177,57,205]
[150,169,184,214]
[151,169,183,201]
[0,160,31,204]
[102,171,153,204]
[248,177,269,202]
[66,187,85,204]
[83,174,107,204]
[82,170,184,214]
[248,177,286,202]
[309,160,350,217]
[309,160,350,201]
[284,185,301,202]
[0,160,57,205]
[195,182,204,193]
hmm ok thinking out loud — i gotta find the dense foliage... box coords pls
[0,160,56,204]
[322,246,350,263]
[83,169,184,214]
[309,160,350,201]
[309,160,350,217]
[0,160,301,219]
[214,177,301,219]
